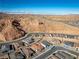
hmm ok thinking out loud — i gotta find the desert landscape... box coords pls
[0,13,79,42]
[1,0,79,58]
[0,13,79,59]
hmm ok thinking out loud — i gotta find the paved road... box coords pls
[30,32,79,39]
[0,32,79,44]
[30,32,79,43]
[33,46,79,59]
[0,33,30,44]
[33,46,57,59]
[56,46,79,56]
[54,51,76,59]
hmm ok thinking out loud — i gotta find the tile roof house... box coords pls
[30,43,44,53]
[21,47,36,58]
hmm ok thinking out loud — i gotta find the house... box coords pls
[74,43,79,51]
[1,43,15,53]
[0,54,9,59]
[22,37,34,44]
[41,40,50,48]
[64,41,74,48]
[30,43,44,53]
[15,52,26,59]
[48,55,60,59]
[21,47,36,58]
[9,52,16,59]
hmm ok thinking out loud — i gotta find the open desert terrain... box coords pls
[0,13,79,42]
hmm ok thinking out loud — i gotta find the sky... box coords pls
[0,0,79,14]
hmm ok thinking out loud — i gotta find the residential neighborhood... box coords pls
[0,33,79,59]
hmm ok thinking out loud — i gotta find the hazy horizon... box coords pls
[0,0,79,15]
